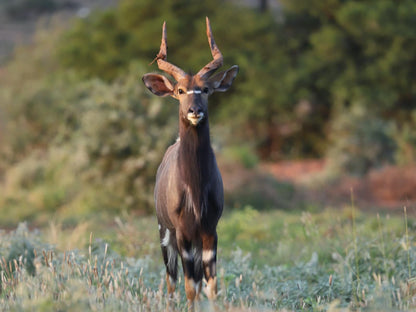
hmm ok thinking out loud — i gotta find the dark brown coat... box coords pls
[142,17,238,304]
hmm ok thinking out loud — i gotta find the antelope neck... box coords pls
[179,114,210,145]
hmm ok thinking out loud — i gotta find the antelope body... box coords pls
[142,18,238,303]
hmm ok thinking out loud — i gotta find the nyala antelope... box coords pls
[142,17,238,304]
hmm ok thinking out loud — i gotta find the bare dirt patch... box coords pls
[223,159,416,212]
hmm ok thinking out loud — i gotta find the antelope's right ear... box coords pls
[142,74,175,97]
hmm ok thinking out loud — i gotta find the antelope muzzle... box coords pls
[187,107,204,126]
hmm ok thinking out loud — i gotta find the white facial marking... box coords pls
[203,249,215,263]
[161,229,170,247]
[187,112,204,125]
[186,90,202,94]
[158,224,161,230]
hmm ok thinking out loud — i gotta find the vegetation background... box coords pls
[0,0,416,310]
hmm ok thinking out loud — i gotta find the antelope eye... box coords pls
[178,88,185,95]
[203,87,209,94]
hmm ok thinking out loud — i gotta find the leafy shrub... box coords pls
[326,105,397,176]
[394,111,416,165]
[3,0,416,168]
[225,170,296,210]
[2,0,416,222]
[219,206,270,252]
[0,64,177,220]
[6,223,36,276]
[57,0,324,159]
[70,65,177,213]
[223,145,259,169]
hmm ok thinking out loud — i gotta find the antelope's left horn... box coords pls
[155,21,186,81]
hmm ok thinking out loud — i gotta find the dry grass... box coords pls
[1,207,416,311]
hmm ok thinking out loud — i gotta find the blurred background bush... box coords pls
[1,0,415,223]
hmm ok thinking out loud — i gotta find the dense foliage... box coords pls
[56,0,416,165]
[0,39,177,218]
[1,0,416,218]
[283,0,416,174]
[57,0,296,157]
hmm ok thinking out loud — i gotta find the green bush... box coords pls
[57,0,320,159]
[394,111,416,165]
[326,104,397,176]
[0,64,177,221]
[7,0,416,164]
[6,223,36,276]
[2,0,416,222]
[70,65,177,213]
[225,172,296,210]
[223,145,259,169]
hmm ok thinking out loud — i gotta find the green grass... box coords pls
[0,207,416,311]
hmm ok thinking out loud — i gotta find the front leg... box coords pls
[177,236,201,304]
[202,232,218,299]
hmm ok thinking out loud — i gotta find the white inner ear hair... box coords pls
[186,90,202,94]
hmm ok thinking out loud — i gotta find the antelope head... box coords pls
[142,17,239,127]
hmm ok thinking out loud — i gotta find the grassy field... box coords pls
[0,205,415,311]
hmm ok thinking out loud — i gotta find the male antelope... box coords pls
[142,18,238,303]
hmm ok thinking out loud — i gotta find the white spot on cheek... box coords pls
[161,229,170,247]
[158,224,161,230]
[203,249,215,262]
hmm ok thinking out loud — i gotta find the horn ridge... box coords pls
[154,21,186,81]
[197,17,224,79]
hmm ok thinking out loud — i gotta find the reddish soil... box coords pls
[261,159,326,183]
[261,160,416,212]
[221,158,416,213]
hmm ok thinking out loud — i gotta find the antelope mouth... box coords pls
[187,112,204,126]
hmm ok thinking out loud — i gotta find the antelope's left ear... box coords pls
[209,65,239,92]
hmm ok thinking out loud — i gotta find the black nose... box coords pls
[188,107,202,115]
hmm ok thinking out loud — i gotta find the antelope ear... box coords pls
[142,74,175,97]
[209,65,239,92]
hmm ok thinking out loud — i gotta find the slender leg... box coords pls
[192,240,203,301]
[177,237,200,305]
[159,226,178,295]
[202,232,218,299]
